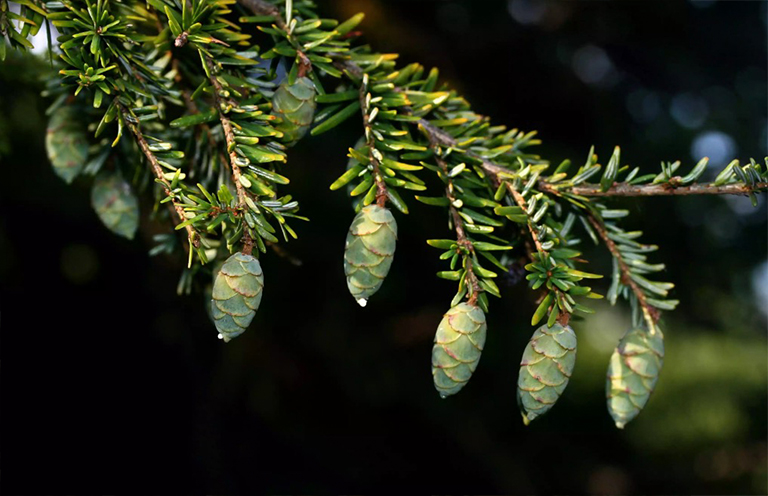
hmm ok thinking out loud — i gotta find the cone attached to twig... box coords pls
[271,76,316,146]
[211,252,264,342]
[91,170,139,239]
[343,204,397,306]
[606,326,664,428]
[431,302,487,398]
[46,106,88,184]
[517,323,577,424]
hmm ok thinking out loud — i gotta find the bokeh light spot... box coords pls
[61,244,99,285]
[670,93,709,129]
[572,45,616,87]
[507,0,547,26]
[691,130,737,167]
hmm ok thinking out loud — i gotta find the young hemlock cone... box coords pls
[90,170,139,239]
[606,326,665,428]
[431,302,487,398]
[517,323,577,424]
[211,252,264,342]
[343,204,397,306]
[271,76,317,146]
[46,106,88,184]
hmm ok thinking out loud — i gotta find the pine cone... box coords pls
[343,204,397,306]
[91,170,139,239]
[271,76,316,146]
[517,323,577,424]
[431,302,487,398]
[606,326,664,428]
[46,106,88,184]
[211,252,264,342]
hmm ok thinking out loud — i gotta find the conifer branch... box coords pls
[117,102,199,250]
[506,182,545,254]
[205,56,254,255]
[542,180,768,197]
[586,213,660,324]
[428,137,482,305]
[358,74,388,207]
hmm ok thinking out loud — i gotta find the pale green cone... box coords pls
[606,326,664,428]
[211,252,264,342]
[46,106,88,184]
[517,323,577,424]
[91,170,139,239]
[431,302,487,398]
[271,76,316,146]
[343,204,397,306]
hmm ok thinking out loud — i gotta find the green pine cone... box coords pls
[517,323,577,424]
[431,302,487,398]
[606,326,664,428]
[46,106,88,184]
[91,170,139,239]
[271,76,316,146]
[211,252,264,342]
[343,204,397,306]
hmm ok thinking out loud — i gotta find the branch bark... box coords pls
[586,213,660,324]
[358,76,388,207]
[118,102,199,250]
[542,181,768,197]
[205,57,254,255]
[427,136,481,305]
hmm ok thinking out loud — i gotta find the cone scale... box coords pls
[210,252,264,342]
[91,170,139,239]
[271,76,316,146]
[431,302,487,398]
[517,323,577,424]
[606,326,664,428]
[343,204,397,305]
[46,106,88,184]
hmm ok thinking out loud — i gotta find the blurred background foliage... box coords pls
[1,0,766,493]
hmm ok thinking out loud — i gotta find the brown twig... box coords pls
[586,213,660,324]
[205,57,254,255]
[117,102,199,250]
[541,180,768,197]
[426,134,482,305]
[506,182,545,254]
[359,75,388,207]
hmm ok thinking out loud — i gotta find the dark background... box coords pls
[1,0,767,494]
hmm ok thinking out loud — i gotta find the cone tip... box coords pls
[356,298,368,307]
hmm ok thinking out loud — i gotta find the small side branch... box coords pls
[205,57,254,255]
[586,213,660,324]
[118,102,198,250]
[359,75,388,207]
[505,182,545,254]
[428,137,481,305]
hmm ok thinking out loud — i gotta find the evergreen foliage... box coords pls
[3,0,766,428]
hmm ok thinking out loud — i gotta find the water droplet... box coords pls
[217,333,223,340]
[356,298,368,307]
